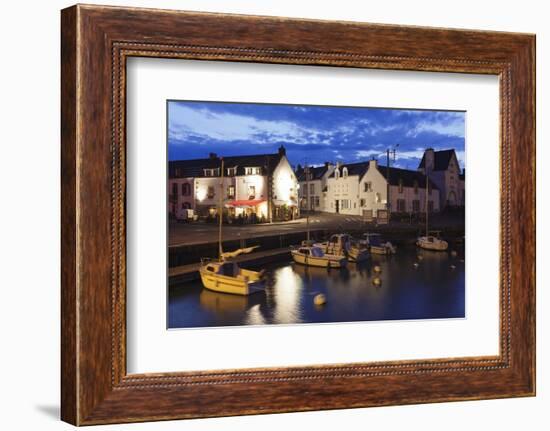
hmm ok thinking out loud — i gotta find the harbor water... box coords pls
[168,244,465,329]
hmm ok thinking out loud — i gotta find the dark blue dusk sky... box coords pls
[168,101,465,171]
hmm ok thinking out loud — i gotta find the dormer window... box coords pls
[398,179,403,193]
[335,170,340,180]
[204,168,219,177]
[245,167,261,176]
[227,167,237,176]
[342,167,348,178]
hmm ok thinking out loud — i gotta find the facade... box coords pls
[323,159,440,216]
[168,146,299,222]
[296,163,335,212]
[325,161,369,215]
[418,148,465,209]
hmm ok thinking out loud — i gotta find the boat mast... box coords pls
[425,167,429,237]
[218,158,224,261]
[305,163,310,243]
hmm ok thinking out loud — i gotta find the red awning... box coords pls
[225,199,266,207]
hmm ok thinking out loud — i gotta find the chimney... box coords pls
[324,161,333,168]
[278,145,286,156]
[209,152,217,159]
[423,148,435,172]
[369,159,378,169]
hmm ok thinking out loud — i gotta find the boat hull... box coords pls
[416,238,449,251]
[348,247,370,262]
[291,250,347,268]
[199,267,264,295]
[369,245,395,255]
[314,242,368,263]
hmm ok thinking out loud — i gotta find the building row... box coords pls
[296,148,465,216]
[168,146,299,222]
[168,146,465,222]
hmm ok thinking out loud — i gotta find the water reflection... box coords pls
[168,245,465,329]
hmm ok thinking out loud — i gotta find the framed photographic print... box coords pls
[61,4,535,425]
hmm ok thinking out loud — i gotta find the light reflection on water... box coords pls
[168,245,465,329]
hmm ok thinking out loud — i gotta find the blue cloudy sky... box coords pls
[168,101,465,170]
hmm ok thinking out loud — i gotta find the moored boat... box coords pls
[198,157,266,295]
[416,165,448,252]
[314,234,369,262]
[416,231,449,251]
[362,233,396,255]
[199,258,265,295]
[291,245,347,268]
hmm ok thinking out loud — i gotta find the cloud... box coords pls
[168,102,465,169]
[169,104,325,145]
[406,112,465,138]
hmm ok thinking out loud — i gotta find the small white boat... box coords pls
[416,168,448,251]
[416,231,448,251]
[291,246,347,268]
[314,234,369,262]
[361,233,396,255]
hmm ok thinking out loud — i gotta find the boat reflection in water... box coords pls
[168,245,465,329]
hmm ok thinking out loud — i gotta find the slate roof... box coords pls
[169,152,283,178]
[296,165,329,182]
[377,165,439,190]
[328,161,370,178]
[418,149,456,171]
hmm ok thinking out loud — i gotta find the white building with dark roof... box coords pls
[418,148,465,208]
[168,146,299,222]
[322,159,441,217]
[296,163,335,212]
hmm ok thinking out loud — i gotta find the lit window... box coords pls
[248,185,256,199]
[245,167,261,175]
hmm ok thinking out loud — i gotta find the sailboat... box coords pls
[416,168,448,251]
[291,164,347,268]
[199,158,266,295]
[314,233,370,262]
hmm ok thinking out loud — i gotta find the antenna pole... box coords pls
[306,163,310,243]
[218,158,224,260]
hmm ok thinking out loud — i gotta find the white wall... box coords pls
[271,155,299,206]
[359,161,388,215]
[0,1,547,431]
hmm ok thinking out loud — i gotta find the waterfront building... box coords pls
[168,146,299,222]
[324,159,440,217]
[296,162,335,212]
[418,148,465,209]
[325,161,370,215]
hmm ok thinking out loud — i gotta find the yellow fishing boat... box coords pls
[291,246,347,268]
[199,258,265,296]
[198,158,266,295]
